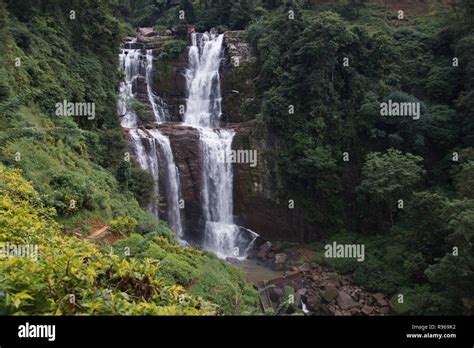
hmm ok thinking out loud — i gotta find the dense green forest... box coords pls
[0,0,473,316]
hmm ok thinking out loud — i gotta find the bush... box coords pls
[158,40,187,62]
[109,216,137,236]
[114,233,260,315]
[0,166,215,315]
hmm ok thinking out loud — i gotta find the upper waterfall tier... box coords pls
[184,33,224,128]
[118,46,169,127]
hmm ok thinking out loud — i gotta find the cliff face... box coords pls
[220,31,260,123]
[231,122,314,243]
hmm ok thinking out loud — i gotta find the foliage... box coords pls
[157,39,187,61]
[109,216,138,236]
[358,148,425,225]
[114,233,260,315]
[456,161,474,199]
[0,166,215,315]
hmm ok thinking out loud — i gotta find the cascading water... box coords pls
[128,128,161,218]
[118,33,258,256]
[118,43,141,128]
[148,129,183,237]
[184,33,224,128]
[118,40,183,237]
[118,45,168,126]
[146,49,169,122]
[183,32,257,257]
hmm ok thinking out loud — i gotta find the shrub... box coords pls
[114,233,260,315]
[109,216,137,236]
[0,166,215,315]
[158,40,187,62]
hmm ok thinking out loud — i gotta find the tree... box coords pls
[456,161,474,199]
[358,148,425,226]
[350,0,368,19]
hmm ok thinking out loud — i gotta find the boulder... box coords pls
[350,308,361,316]
[296,288,308,297]
[273,253,287,270]
[304,291,321,313]
[225,257,240,265]
[269,287,284,303]
[324,272,341,287]
[257,241,272,260]
[274,253,287,264]
[361,305,373,316]
[373,293,388,307]
[321,284,339,303]
[298,264,311,273]
[336,291,358,310]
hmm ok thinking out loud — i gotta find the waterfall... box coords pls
[118,46,168,126]
[184,33,223,128]
[146,49,169,122]
[129,129,160,218]
[118,44,141,128]
[148,129,183,237]
[118,33,259,257]
[118,40,183,237]
[184,32,254,258]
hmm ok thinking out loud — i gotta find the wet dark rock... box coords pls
[152,124,203,239]
[269,287,284,303]
[257,241,272,260]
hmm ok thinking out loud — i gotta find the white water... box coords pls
[184,32,255,257]
[148,129,183,237]
[118,40,183,237]
[118,46,168,127]
[146,49,169,122]
[118,44,141,128]
[184,33,224,128]
[129,128,161,218]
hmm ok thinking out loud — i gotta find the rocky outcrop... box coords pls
[249,245,392,315]
[152,51,188,122]
[221,31,259,123]
[134,27,190,122]
[136,27,174,50]
[137,28,259,124]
